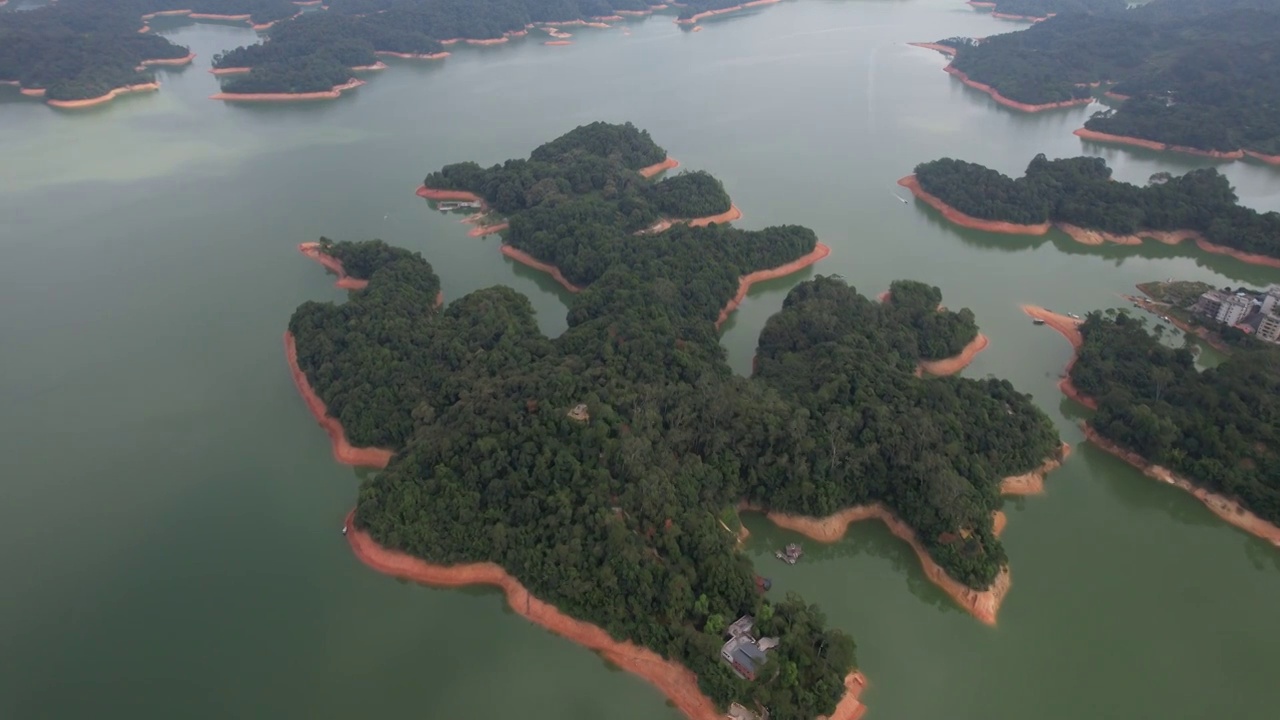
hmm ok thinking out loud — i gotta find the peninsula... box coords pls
[927,0,1280,160]
[908,155,1280,266]
[286,123,1063,717]
[1028,306,1280,547]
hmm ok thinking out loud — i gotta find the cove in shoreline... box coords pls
[1020,305,1095,409]
[944,66,1092,113]
[343,509,869,720]
[753,444,1069,626]
[898,175,1052,235]
[211,78,365,102]
[716,243,831,329]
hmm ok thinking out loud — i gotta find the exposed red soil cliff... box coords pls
[211,78,365,102]
[343,509,869,719]
[675,0,781,25]
[544,40,574,45]
[1081,425,1280,547]
[688,204,742,227]
[47,83,160,109]
[716,243,831,329]
[918,333,989,376]
[284,333,393,469]
[638,156,680,178]
[210,67,251,76]
[945,66,1092,112]
[898,176,1052,235]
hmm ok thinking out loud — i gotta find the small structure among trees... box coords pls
[567,403,589,422]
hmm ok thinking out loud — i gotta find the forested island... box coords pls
[1030,308,1280,546]
[286,123,1063,718]
[931,0,1280,160]
[906,155,1280,266]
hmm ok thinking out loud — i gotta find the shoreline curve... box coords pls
[756,445,1066,626]
[298,242,368,290]
[716,243,831,329]
[918,333,989,376]
[1073,128,1249,161]
[344,508,869,719]
[46,82,160,109]
[1081,426,1280,547]
[211,78,365,102]
[284,332,394,469]
[945,66,1091,112]
[1020,305,1095,409]
[675,0,781,25]
[898,175,1052,235]
[638,156,680,178]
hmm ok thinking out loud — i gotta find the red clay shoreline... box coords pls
[638,156,680,178]
[904,176,1280,268]
[753,445,1068,625]
[1080,426,1280,548]
[898,175,1051,235]
[918,333,989,376]
[47,82,161,109]
[284,332,394,469]
[1026,303,1280,546]
[211,78,365,102]
[675,0,782,25]
[1075,128,1280,166]
[344,509,868,719]
[907,42,956,56]
[297,242,368,290]
[945,66,1091,112]
[716,243,831,329]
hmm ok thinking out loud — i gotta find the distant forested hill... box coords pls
[941,0,1280,157]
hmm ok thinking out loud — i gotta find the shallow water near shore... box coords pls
[2,2,1279,718]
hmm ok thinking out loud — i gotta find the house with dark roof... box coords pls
[721,635,768,680]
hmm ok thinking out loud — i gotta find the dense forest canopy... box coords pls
[913,155,1280,258]
[1071,313,1280,525]
[212,0,670,91]
[289,124,1061,717]
[943,0,1280,155]
[2,1,676,99]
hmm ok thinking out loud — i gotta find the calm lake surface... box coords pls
[2,2,1278,718]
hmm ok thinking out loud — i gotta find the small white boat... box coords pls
[341,525,348,536]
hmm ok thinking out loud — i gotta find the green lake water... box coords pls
[2,2,1278,718]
